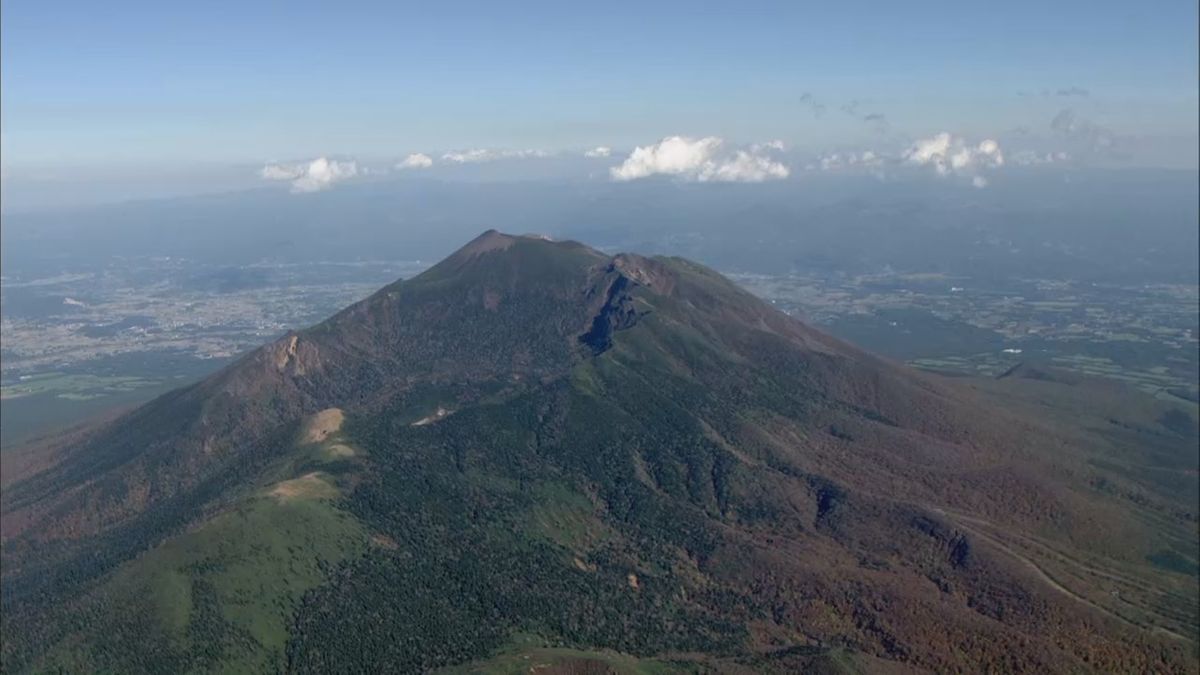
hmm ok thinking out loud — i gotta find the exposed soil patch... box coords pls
[270,472,336,501]
[325,443,355,458]
[412,407,451,426]
[302,408,344,443]
[371,533,399,550]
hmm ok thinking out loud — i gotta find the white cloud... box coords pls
[971,175,989,188]
[584,146,612,158]
[441,148,550,163]
[609,136,789,183]
[396,153,434,169]
[260,157,358,193]
[903,133,1003,184]
[708,150,791,182]
[611,136,723,180]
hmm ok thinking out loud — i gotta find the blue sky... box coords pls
[1,0,1197,207]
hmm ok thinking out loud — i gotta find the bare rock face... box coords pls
[579,270,642,355]
[611,253,677,293]
[274,335,301,372]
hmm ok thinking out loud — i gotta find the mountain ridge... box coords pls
[2,231,1196,673]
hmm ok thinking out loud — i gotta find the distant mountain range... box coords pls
[2,231,1196,673]
[4,169,1198,285]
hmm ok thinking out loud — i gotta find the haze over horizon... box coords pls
[2,0,1198,211]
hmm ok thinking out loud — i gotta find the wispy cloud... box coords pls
[584,146,612,158]
[441,148,551,163]
[812,133,1076,183]
[1055,86,1090,98]
[441,149,495,163]
[396,153,433,169]
[798,92,826,117]
[833,100,890,132]
[609,136,789,183]
[862,112,889,133]
[752,140,786,152]
[1010,149,1071,166]
[259,157,358,193]
[1018,87,1090,98]
[1050,108,1118,158]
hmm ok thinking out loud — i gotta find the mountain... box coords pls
[2,231,1197,674]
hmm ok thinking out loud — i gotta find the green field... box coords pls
[0,374,189,449]
[0,372,161,400]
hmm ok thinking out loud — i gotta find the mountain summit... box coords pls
[3,232,1196,673]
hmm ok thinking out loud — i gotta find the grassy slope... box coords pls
[438,637,690,675]
[27,435,368,674]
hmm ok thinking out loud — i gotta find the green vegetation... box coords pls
[438,638,691,674]
[1146,549,1200,576]
[286,370,750,673]
[27,478,366,673]
[3,235,1196,674]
